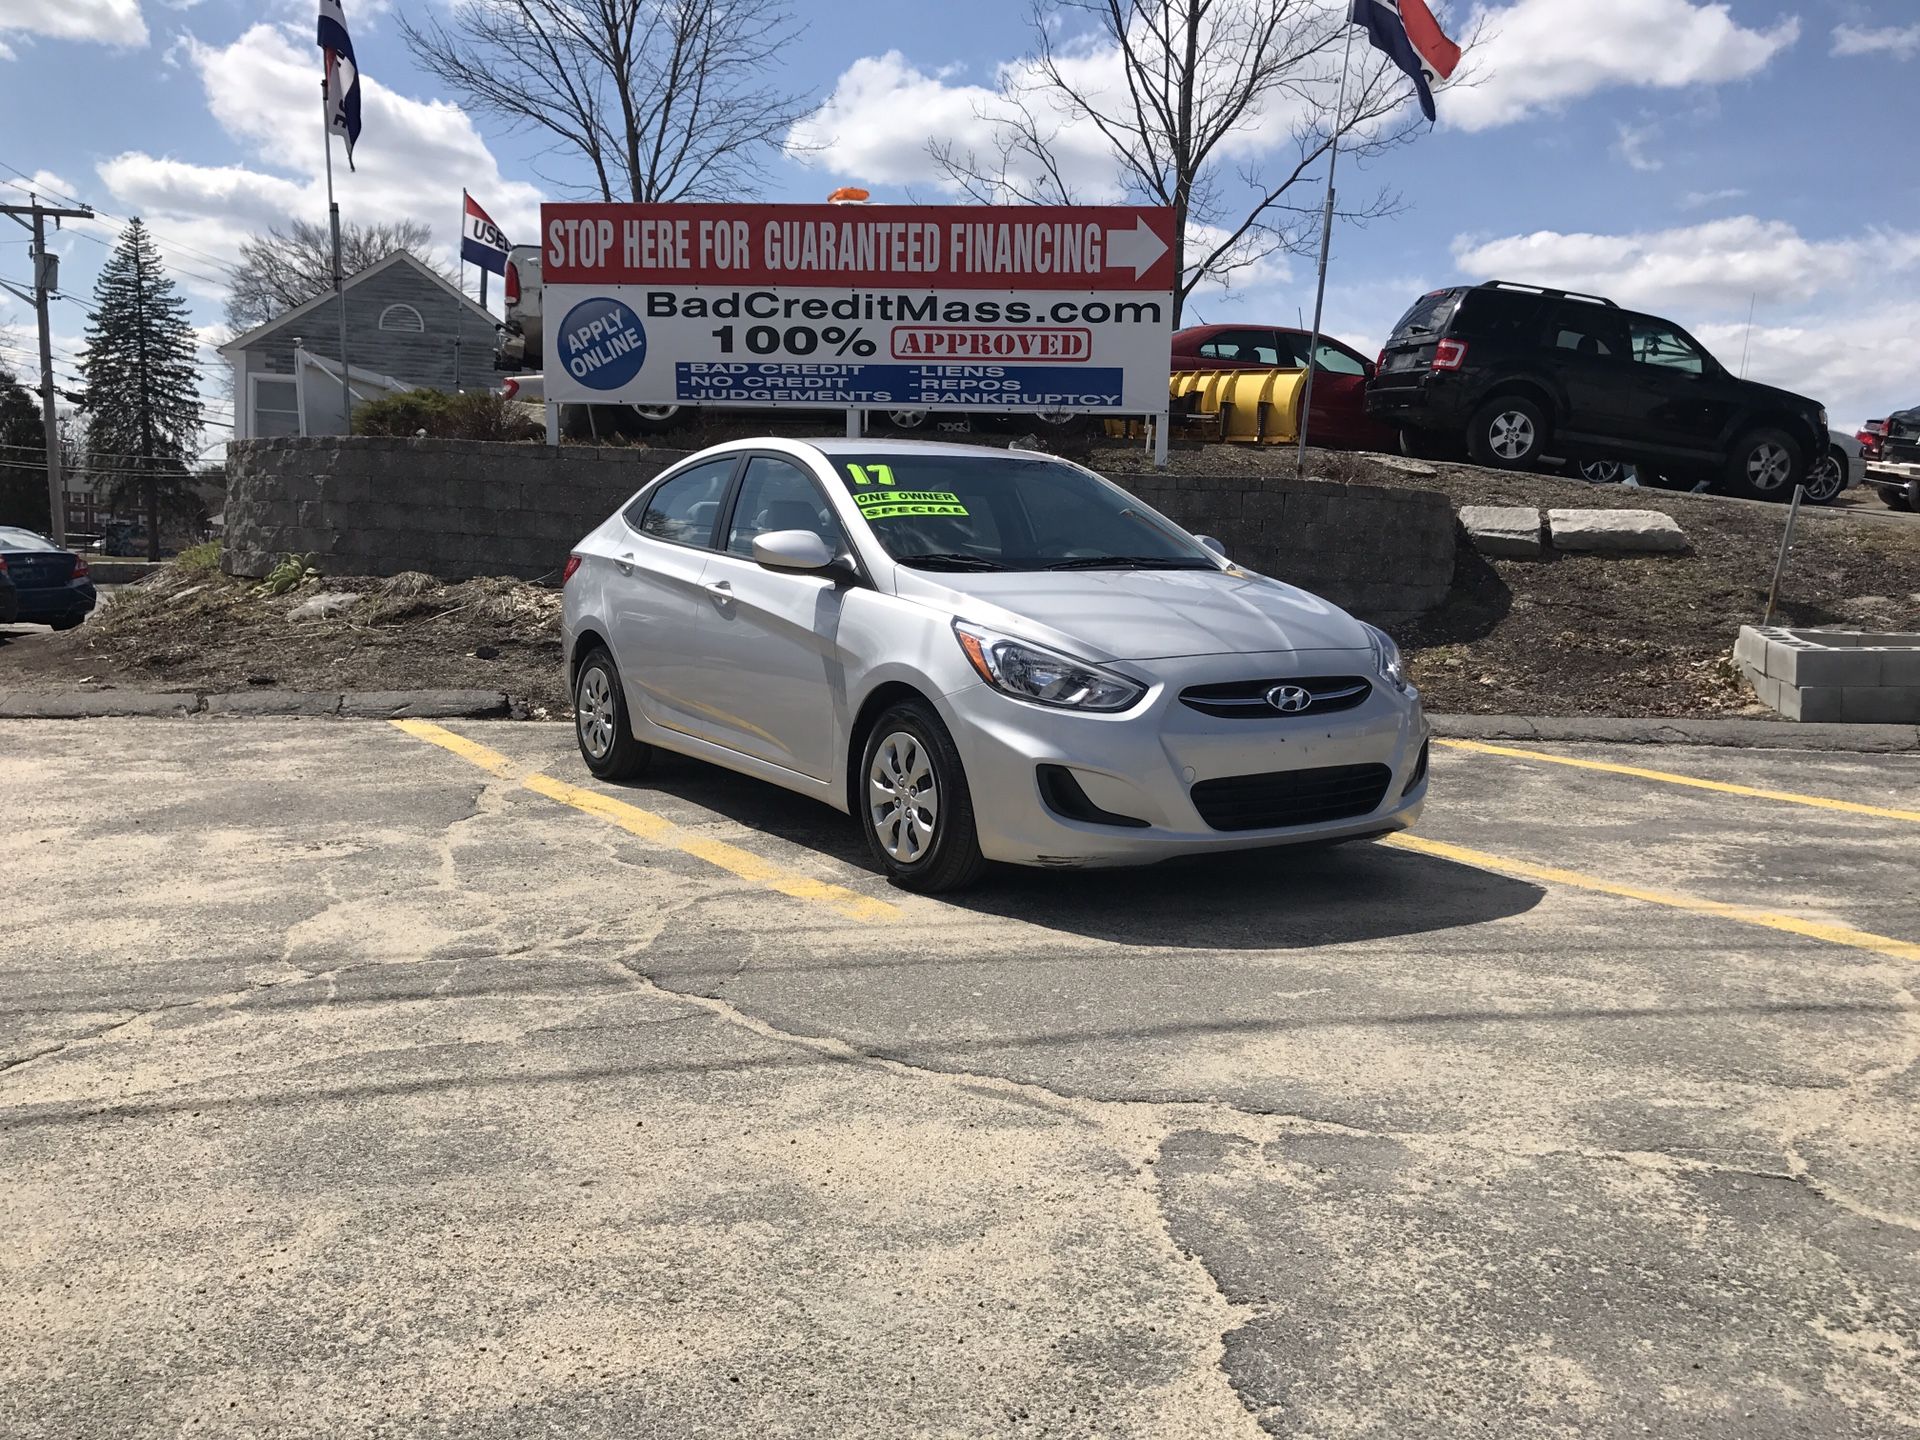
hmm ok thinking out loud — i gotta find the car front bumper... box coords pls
[935,651,1429,868]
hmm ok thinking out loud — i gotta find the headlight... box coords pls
[1366,624,1414,696]
[954,621,1145,712]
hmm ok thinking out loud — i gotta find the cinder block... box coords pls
[1766,640,1877,688]
[1835,687,1920,724]
[1877,650,1920,686]
[1782,685,1847,723]
[1733,625,1771,672]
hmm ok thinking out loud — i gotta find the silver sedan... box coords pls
[562,438,1429,892]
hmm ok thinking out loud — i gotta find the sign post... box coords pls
[539,203,1175,455]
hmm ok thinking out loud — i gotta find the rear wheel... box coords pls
[858,701,987,893]
[1885,484,1916,513]
[884,409,929,432]
[1575,457,1626,484]
[51,615,83,631]
[572,646,653,781]
[627,404,683,433]
[1726,427,1803,500]
[1467,396,1551,470]
[1801,447,1847,504]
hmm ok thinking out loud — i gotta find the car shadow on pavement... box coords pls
[626,753,1544,951]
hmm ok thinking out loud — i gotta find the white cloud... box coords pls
[1452,217,1920,310]
[1613,120,1663,172]
[1681,186,1746,208]
[1832,23,1920,59]
[0,0,147,51]
[1451,217,1920,428]
[1446,0,1799,131]
[92,24,542,302]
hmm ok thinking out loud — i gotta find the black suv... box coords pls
[1366,282,1829,499]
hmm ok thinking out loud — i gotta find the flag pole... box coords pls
[324,77,353,435]
[1295,21,1356,475]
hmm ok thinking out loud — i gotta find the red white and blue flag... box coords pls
[461,191,510,275]
[1349,0,1461,122]
[318,0,362,168]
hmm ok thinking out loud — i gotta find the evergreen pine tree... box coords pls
[80,219,204,560]
[0,363,48,532]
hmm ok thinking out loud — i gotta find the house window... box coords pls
[250,375,302,438]
[379,303,425,333]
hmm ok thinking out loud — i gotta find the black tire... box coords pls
[51,615,83,631]
[1574,457,1626,485]
[1801,447,1848,505]
[857,700,987,894]
[1726,426,1803,500]
[1885,485,1916,513]
[1399,427,1452,462]
[572,646,653,781]
[1467,395,1551,470]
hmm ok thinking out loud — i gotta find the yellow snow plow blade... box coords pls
[1108,369,1311,445]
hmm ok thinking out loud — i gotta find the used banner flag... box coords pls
[1349,0,1461,122]
[462,191,510,275]
[318,0,362,167]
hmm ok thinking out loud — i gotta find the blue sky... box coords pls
[1,0,1916,438]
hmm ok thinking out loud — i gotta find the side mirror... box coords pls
[752,529,837,573]
[1195,534,1229,560]
[1363,360,1378,379]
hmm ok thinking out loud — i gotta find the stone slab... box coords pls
[337,690,510,719]
[1547,508,1690,552]
[1458,505,1544,558]
[0,690,200,719]
[202,691,345,717]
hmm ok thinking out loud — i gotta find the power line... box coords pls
[0,164,237,277]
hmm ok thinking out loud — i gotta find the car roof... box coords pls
[691,436,1063,461]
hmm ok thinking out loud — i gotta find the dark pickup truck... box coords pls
[1864,407,1920,512]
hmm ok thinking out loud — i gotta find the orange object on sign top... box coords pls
[827,187,871,204]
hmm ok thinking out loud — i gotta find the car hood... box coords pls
[891,564,1375,662]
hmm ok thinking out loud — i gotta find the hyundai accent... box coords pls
[561,438,1429,892]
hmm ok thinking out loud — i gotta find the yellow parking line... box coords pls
[391,719,902,923]
[1385,832,1920,965]
[1437,738,1920,825]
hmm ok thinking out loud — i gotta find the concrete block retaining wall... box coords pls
[223,438,1458,626]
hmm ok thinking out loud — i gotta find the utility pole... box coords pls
[1,196,94,546]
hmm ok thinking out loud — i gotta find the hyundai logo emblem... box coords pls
[1266,684,1314,714]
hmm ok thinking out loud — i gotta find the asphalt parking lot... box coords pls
[3,719,1917,1438]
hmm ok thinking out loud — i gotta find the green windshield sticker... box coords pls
[854,489,969,519]
[846,463,897,487]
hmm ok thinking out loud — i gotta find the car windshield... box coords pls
[828,454,1216,572]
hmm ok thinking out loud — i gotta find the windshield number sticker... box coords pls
[847,463,897,487]
[854,489,969,519]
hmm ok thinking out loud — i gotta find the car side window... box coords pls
[1312,342,1366,376]
[1550,305,1629,360]
[1629,318,1706,375]
[1196,329,1282,366]
[725,456,847,558]
[626,458,736,548]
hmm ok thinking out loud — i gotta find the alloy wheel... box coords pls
[1803,452,1845,502]
[1579,458,1624,484]
[868,730,939,864]
[576,665,615,760]
[886,409,929,430]
[1489,410,1535,461]
[1745,441,1794,493]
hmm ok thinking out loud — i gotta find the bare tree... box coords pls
[224,219,449,333]
[399,0,812,204]
[931,0,1447,323]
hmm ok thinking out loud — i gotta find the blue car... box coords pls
[0,526,95,630]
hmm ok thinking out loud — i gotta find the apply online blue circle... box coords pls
[557,297,648,392]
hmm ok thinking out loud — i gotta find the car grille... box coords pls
[1190,763,1393,832]
[1179,676,1372,720]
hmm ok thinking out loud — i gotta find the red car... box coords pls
[1170,323,1396,451]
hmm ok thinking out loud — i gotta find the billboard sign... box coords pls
[540,203,1176,415]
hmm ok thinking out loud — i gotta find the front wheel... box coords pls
[627,404,683,434]
[858,701,987,893]
[1801,447,1847,504]
[1726,427,1803,500]
[1467,396,1551,470]
[573,646,653,781]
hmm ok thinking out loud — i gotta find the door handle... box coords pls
[616,552,634,575]
[705,580,734,604]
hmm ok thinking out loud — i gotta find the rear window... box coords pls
[0,527,58,552]
[1388,290,1462,341]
